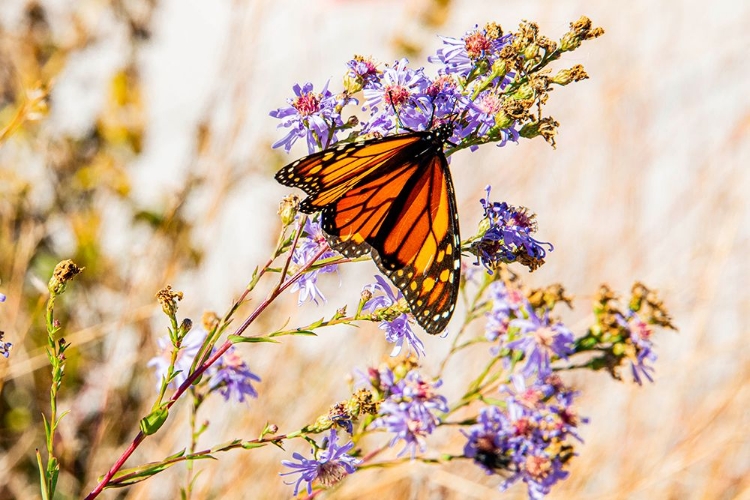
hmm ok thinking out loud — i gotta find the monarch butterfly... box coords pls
[275,123,460,335]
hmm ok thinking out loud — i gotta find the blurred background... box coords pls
[0,0,748,498]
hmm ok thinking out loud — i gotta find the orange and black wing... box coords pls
[275,134,427,213]
[275,132,461,335]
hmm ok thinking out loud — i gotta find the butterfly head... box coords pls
[430,122,455,148]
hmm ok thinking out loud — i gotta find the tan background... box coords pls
[0,0,748,498]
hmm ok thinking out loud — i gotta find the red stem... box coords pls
[84,244,330,499]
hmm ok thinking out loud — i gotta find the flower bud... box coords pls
[343,73,363,94]
[519,117,559,148]
[523,43,540,61]
[560,16,604,52]
[551,65,589,86]
[48,260,83,296]
[492,111,514,131]
[489,58,508,82]
[156,285,183,317]
[179,318,193,337]
[278,194,299,226]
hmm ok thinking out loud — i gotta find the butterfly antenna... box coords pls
[387,90,405,132]
[427,98,437,129]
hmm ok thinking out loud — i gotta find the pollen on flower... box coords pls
[293,91,321,116]
[464,31,492,59]
[477,93,503,115]
[525,454,552,481]
[426,74,456,98]
[351,54,379,78]
[384,85,411,107]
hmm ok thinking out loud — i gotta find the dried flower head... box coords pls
[48,260,83,295]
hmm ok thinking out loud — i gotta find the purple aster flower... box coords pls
[358,111,397,138]
[374,401,431,457]
[485,280,530,342]
[280,429,361,496]
[364,58,431,131]
[464,374,585,498]
[425,74,459,110]
[372,369,447,457]
[462,405,514,473]
[428,24,513,78]
[516,452,571,500]
[0,332,11,359]
[0,292,5,302]
[356,364,398,398]
[463,91,503,135]
[363,275,425,357]
[270,81,352,154]
[289,217,339,305]
[507,308,574,377]
[208,347,261,403]
[502,374,587,442]
[345,55,381,90]
[456,91,519,150]
[473,186,553,272]
[147,326,207,390]
[621,312,658,385]
[388,370,449,425]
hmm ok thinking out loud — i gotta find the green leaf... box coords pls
[36,450,48,500]
[140,406,169,435]
[46,459,59,497]
[271,330,318,337]
[241,442,267,450]
[229,335,280,344]
[210,439,242,452]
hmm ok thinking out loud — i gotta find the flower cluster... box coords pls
[148,326,261,402]
[362,275,423,357]
[270,82,354,154]
[471,185,553,272]
[270,19,598,158]
[364,363,448,457]
[280,429,361,496]
[463,374,585,499]
[147,324,206,389]
[582,283,676,385]
[208,347,261,402]
[288,217,339,305]
[485,278,574,377]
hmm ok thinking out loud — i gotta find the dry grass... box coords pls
[1,0,748,498]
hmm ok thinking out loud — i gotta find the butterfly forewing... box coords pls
[275,126,461,335]
[275,135,424,212]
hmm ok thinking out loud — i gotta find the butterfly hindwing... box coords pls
[370,154,460,334]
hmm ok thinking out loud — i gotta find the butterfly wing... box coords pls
[276,132,461,335]
[275,134,426,212]
[324,153,461,334]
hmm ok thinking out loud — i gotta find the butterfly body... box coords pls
[275,123,460,335]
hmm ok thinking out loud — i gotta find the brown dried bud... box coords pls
[519,117,559,148]
[156,285,183,317]
[551,65,589,86]
[48,260,84,295]
[528,284,573,310]
[278,194,299,226]
[560,16,605,52]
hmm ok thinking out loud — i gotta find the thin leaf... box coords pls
[229,335,280,344]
